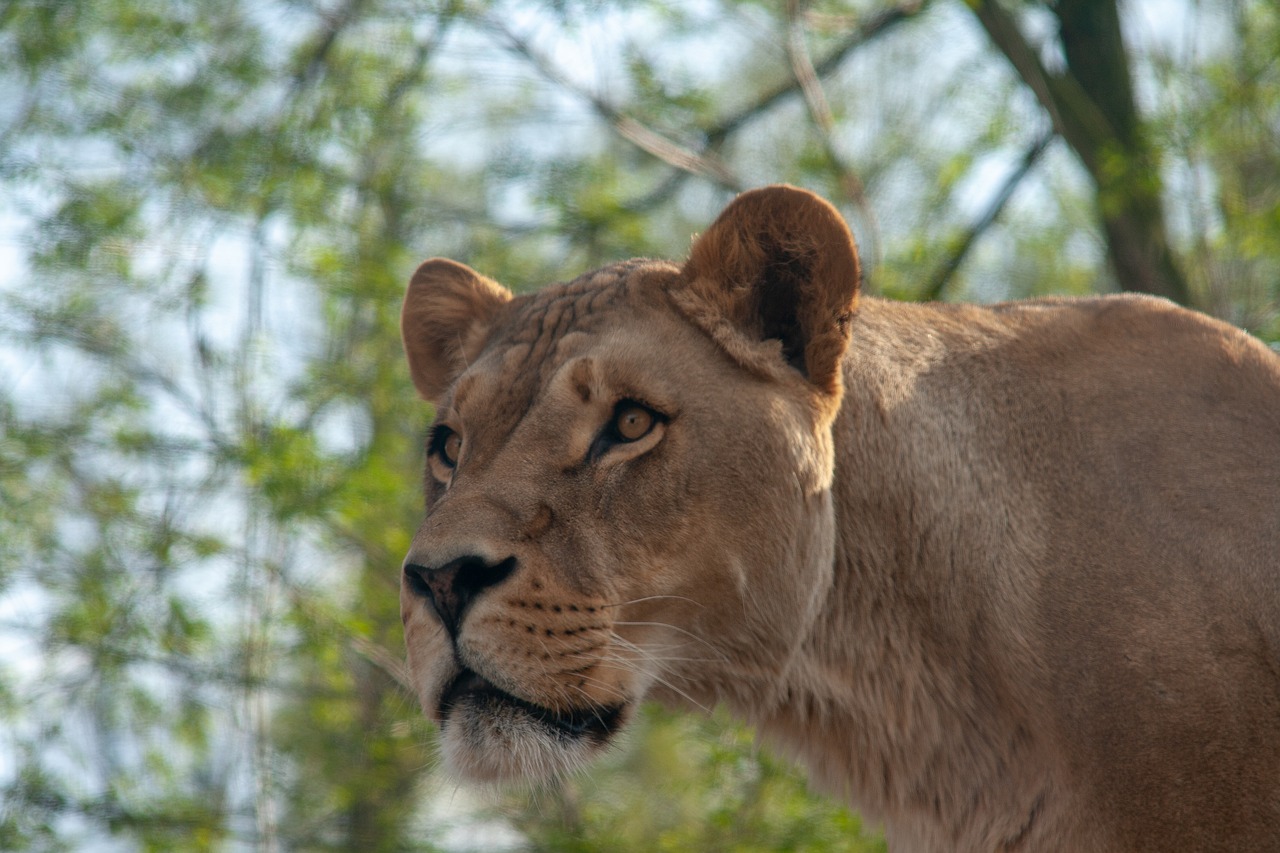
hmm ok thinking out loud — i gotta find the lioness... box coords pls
[399,185,1280,851]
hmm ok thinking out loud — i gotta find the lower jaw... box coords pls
[438,691,625,783]
[440,669,624,746]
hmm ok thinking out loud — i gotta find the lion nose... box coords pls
[403,555,516,638]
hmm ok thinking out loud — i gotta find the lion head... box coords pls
[399,186,860,782]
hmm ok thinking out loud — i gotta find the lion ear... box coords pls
[680,185,861,396]
[401,258,513,401]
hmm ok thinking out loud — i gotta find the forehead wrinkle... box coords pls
[451,259,677,457]
[505,263,641,379]
[449,342,564,473]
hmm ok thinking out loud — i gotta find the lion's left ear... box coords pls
[401,258,513,401]
[679,185,860,396]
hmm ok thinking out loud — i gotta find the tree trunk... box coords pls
[971,0,1191,305]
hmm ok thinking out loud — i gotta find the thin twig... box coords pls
[785,0,882,264]
[968,0,1112,169]
[486,17,741,189]
[706,0,928,146]
[619,0,928,214]
[349,634,415,693]
[923,128,1055,301]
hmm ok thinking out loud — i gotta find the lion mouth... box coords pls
[440,668,623,743]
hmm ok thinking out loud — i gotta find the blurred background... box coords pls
[0,0,1276,850]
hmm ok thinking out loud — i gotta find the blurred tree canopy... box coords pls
[0,0,1276,850]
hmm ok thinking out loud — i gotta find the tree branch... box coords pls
[786,0,881,262]
[706,0,929,147]
[968,0,1119,174]
[970,0,1191,305]
[923,128,1054,300]
[617,0,929,215]
[486,17,742,190]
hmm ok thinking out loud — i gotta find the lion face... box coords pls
[400,188,860,782]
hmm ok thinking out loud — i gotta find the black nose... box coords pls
[403,555,516,638]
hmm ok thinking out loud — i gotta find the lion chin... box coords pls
[437,669,625,783]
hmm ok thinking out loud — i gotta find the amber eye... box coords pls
[443,432,462,465]
[588,400,665,462]
[614,403,655,442]
[428,426,462,469]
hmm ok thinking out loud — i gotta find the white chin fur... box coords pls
[439,701,602,783]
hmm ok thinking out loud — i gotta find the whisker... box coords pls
[610,637,703,661]
[592,652,712,714]
[587,640,714,713]
[611,620,729,659]
[607,632,723,665]
[563,670,630,707]
[599,594,705,610]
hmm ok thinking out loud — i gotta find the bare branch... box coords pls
[619,0,928,216]
[349,634,414,693]
[970,0,1190,304]
[785,0,882,263]
[707,0,928,146]
[292,0,371,91]
[485,17,741,190]
[923,128,1055,301]
[787,3,836,134]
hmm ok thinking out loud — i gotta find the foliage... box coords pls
[498,707,886,853]
[0,0,1276,850]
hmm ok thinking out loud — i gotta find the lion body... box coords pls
[773,295,1280,851]
[399,187,1280,851]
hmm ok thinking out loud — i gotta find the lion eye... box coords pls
[429,426,462,469]
[588,400,665,462]
[614,403,654,442]
[443,432,462,465]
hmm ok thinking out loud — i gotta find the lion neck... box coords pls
[729,299,1052,841]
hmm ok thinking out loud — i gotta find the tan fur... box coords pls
[399,186,1280,851]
